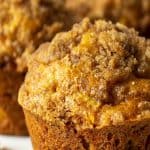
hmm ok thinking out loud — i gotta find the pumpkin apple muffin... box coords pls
[0,0,74,135]
[65,0,150,37]
[19,18,150,149]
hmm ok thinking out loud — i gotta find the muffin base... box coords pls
[0,97,27,135]
[0,71,28,135]
[24,110,150,150]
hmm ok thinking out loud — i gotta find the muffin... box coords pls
[0,0,73,72]
[0,0,74,135]
[19,18,150,149]
[0,70,27,135]
[65,0,150,37]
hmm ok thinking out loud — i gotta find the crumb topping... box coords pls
[19,18,150,130]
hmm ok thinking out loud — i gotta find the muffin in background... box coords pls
[65,0,150,37]
[0,70,27,135]
[0,0,75,135]
[19,18,150,149]
[0,0,73,72]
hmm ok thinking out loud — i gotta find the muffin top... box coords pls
[19,18,150,130]
[66,0,150,37]
[0,0,70,72]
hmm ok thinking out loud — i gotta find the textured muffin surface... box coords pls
[19,18,150,130]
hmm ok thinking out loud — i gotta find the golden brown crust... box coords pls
[19,19,150,130]
[65,0,150,37]
[0,71,27,135]
[25,110,150,150]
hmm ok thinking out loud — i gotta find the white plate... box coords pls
[0,135,32,150]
